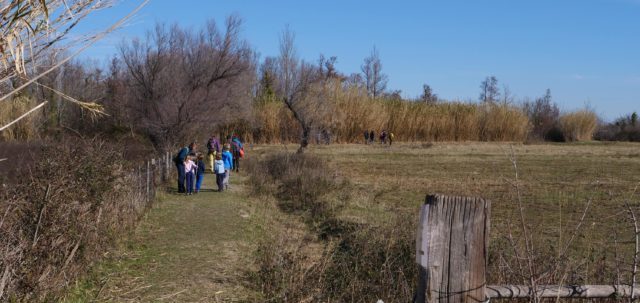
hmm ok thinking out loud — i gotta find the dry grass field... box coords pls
[63,141,640,302]
[249,141,640,288]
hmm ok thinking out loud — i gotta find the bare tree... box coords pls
[276,27,324,152]
[318,54,340,80]
[118,16,255,150]
[256,56,279,103]
[420,84,438,104]
[501,85,515,105]
[361,46,387,99]
[523,89,560,140]
[345,73,365,89]
[479,75,500,103]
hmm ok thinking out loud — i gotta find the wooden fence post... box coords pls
[415,194,490,303]
[146,160,150,202]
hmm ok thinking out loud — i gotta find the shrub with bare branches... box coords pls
[116,16,255,150]
[0,140,150,301]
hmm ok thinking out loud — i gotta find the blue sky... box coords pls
[77,0,639,121]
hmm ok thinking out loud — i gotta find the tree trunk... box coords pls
[298,125,310,153]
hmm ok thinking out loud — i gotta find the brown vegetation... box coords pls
[252,86,530,144]
[0,141,159,301]
[0,96,41,141]
[247,143,640,302]
[559,109,598,142]
[247,152,416,302]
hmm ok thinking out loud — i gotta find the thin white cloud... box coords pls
[572,74,585,80]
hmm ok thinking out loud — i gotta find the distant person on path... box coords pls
[222,143,234,190]
[389,132,395,146]
[195,153,206,193]
[364,130,369,144]
[214,154,225,192]
[322,129,331,145]
[380,130,387,144]
[231,135,243,172]
[369,130,375,144]
[184,154,197,195]
[174,142,194,193]
[206,135,220,172]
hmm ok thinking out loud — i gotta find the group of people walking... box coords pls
[174,135,244,195]
[363,129,394,145]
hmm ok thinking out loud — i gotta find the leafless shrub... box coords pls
[247,152,416,302]
[0,140,150,301]
[595,112,640,142]
[246,152,346,236]
[522,90,561,141]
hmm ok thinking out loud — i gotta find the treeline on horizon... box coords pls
[1,15,638,150]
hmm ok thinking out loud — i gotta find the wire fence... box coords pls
[133,152,174,203]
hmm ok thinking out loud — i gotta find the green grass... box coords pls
[64,173,263,302]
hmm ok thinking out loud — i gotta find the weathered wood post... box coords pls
[415,194,490,303]
[146,160,150,202]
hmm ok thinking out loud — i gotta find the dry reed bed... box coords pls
[251,88,597,144]
[253,95,530,143]
[0,142,150,301]
[0,96,41,141]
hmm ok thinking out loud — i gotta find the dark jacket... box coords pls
[175,147,189,163]
[197,159,206,175]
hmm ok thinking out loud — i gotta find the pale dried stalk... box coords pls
[625,183,640,302]
[0,100,47,132]
[33,80,107,116]
[0,0,149,104]
[507,145,539,302]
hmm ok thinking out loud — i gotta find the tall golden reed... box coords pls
[559,109,598,142]
[0,96,41,141]
[252,84,530,143]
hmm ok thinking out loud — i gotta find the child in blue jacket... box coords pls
[222,144,234,190]
[195,153,206,193]
[213,154,225,192]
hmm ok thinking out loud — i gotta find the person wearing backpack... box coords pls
[206,135,220,172]
[231,135,243,173]
[174,143,192,193]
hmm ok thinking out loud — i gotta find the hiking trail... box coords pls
[67,172,260,302]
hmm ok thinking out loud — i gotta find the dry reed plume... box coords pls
[559,109,598,142]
